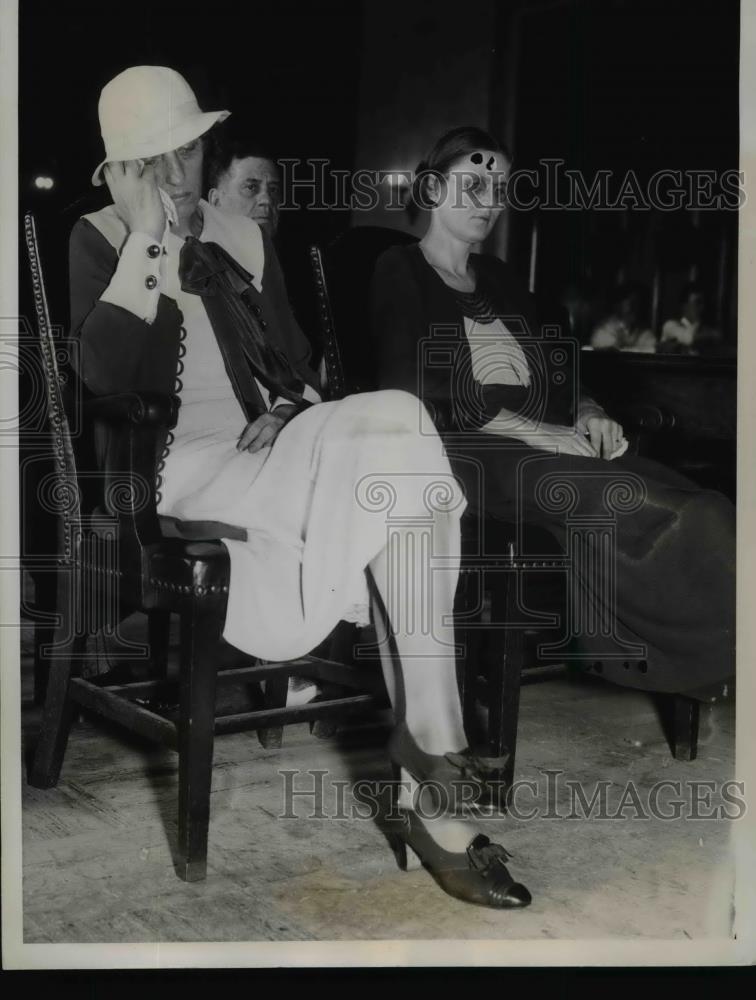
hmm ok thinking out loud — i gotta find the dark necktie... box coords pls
[179,236,307,422]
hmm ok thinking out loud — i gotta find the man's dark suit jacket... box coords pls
[370,243,575,434]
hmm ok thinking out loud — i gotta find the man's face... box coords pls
[210,156,281,235]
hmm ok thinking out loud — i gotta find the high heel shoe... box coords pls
[385,808,532,909]
[387,721,509,817]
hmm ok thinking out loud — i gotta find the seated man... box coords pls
[660,282,723,355]
[590,282,657,353]
[206,130,324,383]
[206,137,282,238]
[205,131,324,708]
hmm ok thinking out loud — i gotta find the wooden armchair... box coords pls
[24,211,384,882]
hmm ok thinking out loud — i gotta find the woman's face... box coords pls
[431,149,509,244]
[142,136,204,225]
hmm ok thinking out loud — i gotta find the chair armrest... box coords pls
[618,402,676,432]
[86,394,179,562]
[84,392,179,429]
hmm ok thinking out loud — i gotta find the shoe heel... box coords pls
[391,762,422,811]
[384,831,423,872]
[385,765,423,872]
[403,842,423,871]
[385,831,407,870]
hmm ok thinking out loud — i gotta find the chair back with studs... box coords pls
[309,226,418,398]
[23,212,83,575]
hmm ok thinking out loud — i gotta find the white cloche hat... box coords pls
[91,65,230,186]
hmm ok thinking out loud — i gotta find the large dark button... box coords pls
[259,319,268,330]
[147,244,161,259]
[250,303,262,317]
[145,275,158,290]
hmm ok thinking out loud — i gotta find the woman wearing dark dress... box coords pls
[371,126,735,698]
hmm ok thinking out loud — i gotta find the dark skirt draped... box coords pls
[445,435,735,695]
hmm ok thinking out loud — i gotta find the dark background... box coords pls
[20,0,740,339]
[506,0,739,327]
[19,0,366,328]
[18,0,367,577]
[18,0,741,563]
[20,0,365,205]
[513,0,739,177]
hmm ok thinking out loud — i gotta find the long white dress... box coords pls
[150,205,466,661]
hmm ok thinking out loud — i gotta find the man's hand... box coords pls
[103,160,165,242]
[236,404,297,453]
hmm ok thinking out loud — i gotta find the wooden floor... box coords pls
[19,624,737,943]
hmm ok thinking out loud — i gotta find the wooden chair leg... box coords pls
[486,569,524,809]
[257,672,288,749]
[176,604,222,882]
[305,622,357,740]
[148,609,171,682]
[32,571,57,706]
[33,624,50,707]
[671,694,700,761]
[328,620,358,666]
[29,579,84,788]
[455,570,483,746]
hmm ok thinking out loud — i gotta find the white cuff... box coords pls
[100,231,164,324]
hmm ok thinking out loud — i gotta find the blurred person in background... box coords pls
[590,281,656,353]
[660,282,723,355]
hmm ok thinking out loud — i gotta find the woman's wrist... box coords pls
[131,223,165,243]
[271,402,299,423]
[99,231,164,324]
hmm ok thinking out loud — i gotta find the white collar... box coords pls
[83,198,266,293]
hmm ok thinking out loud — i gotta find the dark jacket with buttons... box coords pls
[69,215,321,400]
[370,243,576,434]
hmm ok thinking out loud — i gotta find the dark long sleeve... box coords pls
[370,247,455,431]
[371,245,548,433]
[69,219,181,397]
